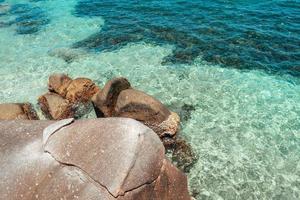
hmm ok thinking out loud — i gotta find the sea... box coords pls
[0,0,299,199]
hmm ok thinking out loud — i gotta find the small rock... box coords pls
[0,103,39,120]
[22,103,39,120]
[38,93,74,120]
[48,73,72,97]
[92,77,131,117]
[180,104,196,122]
[65,78,100,103]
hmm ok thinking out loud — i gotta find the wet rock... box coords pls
[48,73,72,97]
[164,137,198,173]
[0,4,10,15]
[152,111,180,138]
[65,78,100,103]
[0,21,11,28]
[0,118,191,200]
[114,88,180,137]
[179,104,196,122]
[38,92,74,120]
[169,103,197,123]
[73,101,97,119]
[92,77,131,117]
[0,103,39,120]
[21,103,39,120]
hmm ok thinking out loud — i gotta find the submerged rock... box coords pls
[0,103,39,120]
[0,118,191,200]
[162,136,198,173]
[171,138,198,173]
[38,92,74,120]
[0,4,10,15]
[169,103,197,123]
[92,77,131,117]
[179,104,197,123]
[48,47,87,63]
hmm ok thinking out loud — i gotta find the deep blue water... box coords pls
[1,0,299,75]
[73,0,300,76]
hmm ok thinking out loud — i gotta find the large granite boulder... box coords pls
[0,103,38,120]
[92,77,131,117]
[0,118,191,200]
[38,93,74,120]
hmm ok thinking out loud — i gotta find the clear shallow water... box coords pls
[0,0,300,199]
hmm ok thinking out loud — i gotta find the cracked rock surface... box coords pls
[0,118,190,200]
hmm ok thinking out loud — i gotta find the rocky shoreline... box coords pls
[0,74,198,199]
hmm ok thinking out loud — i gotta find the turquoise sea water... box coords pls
[0,0,300,199]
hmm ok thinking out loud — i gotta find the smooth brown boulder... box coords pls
[38,93,74,120]
[65,78,100,103]
[92,77,131,117]
[0,118,191,200]
[114,89,180,137]
[0,103,38,120]
[48,73,73,97]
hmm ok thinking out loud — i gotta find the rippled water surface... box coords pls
[0,0,300,199]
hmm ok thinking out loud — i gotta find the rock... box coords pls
[0,4,10,15]
[162,135,177,149]
[73,101,97,119]
[164,137,198,173]
[45,75,100,119]
[114,89,180,137]
[0,118,191,200]
[48,47,87,63]
[22,103,39,120]
[48,73,72,97]
[0,103,38,120]
[179,104,196,122]
[168,103,197,123]
[92,77,131,117]
[115,89,170,123]
[65,78,100,103]
[152,111,180,138]
[38,92,74,120]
